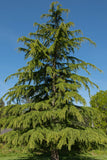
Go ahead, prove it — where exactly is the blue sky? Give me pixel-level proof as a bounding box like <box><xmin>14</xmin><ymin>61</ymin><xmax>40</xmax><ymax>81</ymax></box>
<box><xmin>0</xmin><ymin>0</ymin><xmax>107</xmax><ymax>106</ymax></box>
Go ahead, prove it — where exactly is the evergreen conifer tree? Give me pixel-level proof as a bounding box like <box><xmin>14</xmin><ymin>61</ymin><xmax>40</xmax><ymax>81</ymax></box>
<box><xmin>0</xmin><ymin>98</ymin><xmax>5</xmax><ymax>133</ymax></box>
<box><xmin>0</xmin><ymin>98</ymin><xmax>5</xmax><ymax>108</ymax></box>
<box><xmin>0</xmin><ymin>2</ymin><xmax>107</xmax><ymax>160</ymax></box>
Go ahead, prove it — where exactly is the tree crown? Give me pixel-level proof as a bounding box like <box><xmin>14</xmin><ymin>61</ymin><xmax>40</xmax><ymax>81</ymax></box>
<box><xmin>0</xmin><ymin>2</ymin><xmax>106</xmax><ymax>156</ymax></box>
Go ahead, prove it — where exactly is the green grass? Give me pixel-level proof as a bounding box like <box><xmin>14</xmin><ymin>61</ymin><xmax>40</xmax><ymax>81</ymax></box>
<box><xmin>0</xmin><ymin>144</ymin><xmax>107</xmax><ymax>160</ymax></box>
<box><xmin>0</xmin><ymin>151</ymin><xmax>107</xmax><ymax>160</ymax></box>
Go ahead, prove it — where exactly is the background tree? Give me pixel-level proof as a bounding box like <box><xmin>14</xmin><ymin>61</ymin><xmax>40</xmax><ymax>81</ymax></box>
<box><xmin>90</xmin><ymin>90</ymin><xmax>107</xmax><ymax>134</ymax></box>
<box><xmin>0</xmin><ymin>2</ymin><xmax>107</xmax><ymax>160</ymax></box>
<box><xmin>90</xmin><ymin>90</ymin><xmax>107</xmax><ymax>111</ymax></box>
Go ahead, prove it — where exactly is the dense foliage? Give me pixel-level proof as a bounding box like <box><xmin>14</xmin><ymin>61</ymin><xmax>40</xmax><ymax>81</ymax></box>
<box><xmin>90</xmin><ymin>90</ymin><xmax>107</xmax><ymax>134</ymax></box>
<box><xmin>0</xmin><ymin>2</ymin><xmax>107</xmax><ymax>160</ymax></box>
<box><xmin>0</xmin><ymin>99</ymin><xmax>5</xmax><ymax>133</ymax></box>
<box><xmin>90</xmin><ymin>90</ymin><xmax>107</xmax><ymax>111</ymax></box>
<box><xmin>0</xmin><ymin>99</ymin><xmax>5</xmax><ymax>108</ymax></box>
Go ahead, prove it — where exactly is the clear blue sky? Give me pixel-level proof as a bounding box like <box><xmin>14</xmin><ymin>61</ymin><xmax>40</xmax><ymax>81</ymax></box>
<box><xmin>0</xmin><ymin>0</ymin><xmax>107</xmax><ymax>106</ymax></box>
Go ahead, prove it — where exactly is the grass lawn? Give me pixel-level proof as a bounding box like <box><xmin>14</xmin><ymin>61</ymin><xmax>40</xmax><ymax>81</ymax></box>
<box><xmin>0</xmin><ymin>144</ymin><xmax>107</xmax><ymax>160</ymax></box>
<box><xmin>0</xmin><ymin>150</ymin><xmax>107</xmax><ymax>160</ymax></box>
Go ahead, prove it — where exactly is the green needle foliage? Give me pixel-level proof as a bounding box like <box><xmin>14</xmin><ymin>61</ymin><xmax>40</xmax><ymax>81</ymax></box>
<box><xmin>0</xmin><ymin>1</ymin><xmax>107</xmax><ymax>160</ymax></box>
<box><xmin>0</xmin><ymin>99</ymin><xmax>5</xmax><ymax>108</ymax></box>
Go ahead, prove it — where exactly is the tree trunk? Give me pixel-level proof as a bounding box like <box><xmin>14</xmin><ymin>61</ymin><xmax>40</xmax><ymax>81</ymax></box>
<box><xmin>51</xmin><ymin>150</ymin><xmax>59</xmax><ymax>160</ymax></box>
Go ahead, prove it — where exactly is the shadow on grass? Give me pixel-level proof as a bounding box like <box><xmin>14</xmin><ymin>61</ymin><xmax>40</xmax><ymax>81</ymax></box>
<box><xmin>10</xmin><ymin>153</ymin><xmax>98</xmax><ymax>160</ymax></box>
<box><xmin>60</xmin><ymin>154</ymin><xmax>97</xmax><ymax>160</ymax></box>
<box><xmin>8</xmin><ymin>154</ymin><xmax>50</xmax><ymax>160</ymax></box>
